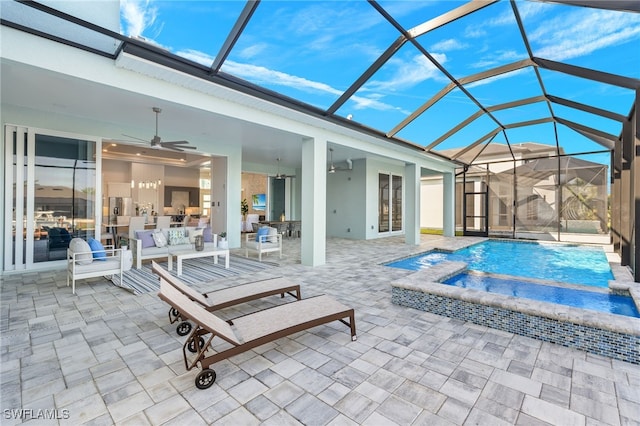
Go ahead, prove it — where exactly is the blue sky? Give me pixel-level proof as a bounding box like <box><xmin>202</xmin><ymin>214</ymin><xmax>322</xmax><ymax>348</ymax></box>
<box><xmin>120</xmin><ymin>1</ymin><xmax>640</xmax><ymax>165</ymax></box>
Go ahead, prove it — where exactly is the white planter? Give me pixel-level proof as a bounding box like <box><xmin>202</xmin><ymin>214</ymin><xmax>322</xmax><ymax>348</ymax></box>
<box><xmin>218</xmin><ymin>239</ymin><xmax>228</xmax><ymax>250</ymax></box>
<box><xmin>121</xmin><ymin>249</ymin><xmax>133</xmax><ymax>272</ymax></box>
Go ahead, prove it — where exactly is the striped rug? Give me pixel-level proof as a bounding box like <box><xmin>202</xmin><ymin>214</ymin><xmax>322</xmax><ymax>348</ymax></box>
<box><xmin>109</xmin><ymin>255</ymin><xmax>275</xmax><ymax>295</ymax></box>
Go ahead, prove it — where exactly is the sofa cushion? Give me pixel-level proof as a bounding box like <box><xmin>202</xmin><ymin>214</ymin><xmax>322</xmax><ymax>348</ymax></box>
<box><xmin>88</xmin><ymin>238</ymin><xmax>106</xmax><ymax>261</ymax></box>
<box><xmin>69</xmin><ymin>238</ymin><xmax>93</xmax><ymax>265</ymax></box>
<box><xmin>152</xmin><ymin>230</ymin><xmax>167</xmax><ymax>248</ymax></box>
<box><xmin>141</xmin><ymin>245</ymin><xmax>169</xmax><ymax>256</ymax></box>
<box><xmin>136</xmin><ymin>230</ymin><xmax>155</xmax><ymax>248</ymax></box>
<box><xmin>74</xmin><ymin>258</ymin><xmax>121</xmax><ymax>274</ymax></box>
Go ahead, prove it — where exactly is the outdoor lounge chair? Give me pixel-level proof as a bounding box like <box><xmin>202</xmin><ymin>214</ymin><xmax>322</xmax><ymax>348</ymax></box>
<box><xmin>151</xmin><ymin>262</ymin><xmax>301</xmax><ymax>335</ymax></box>
<box><xmin>157</xmin><ymin>279</ymin><xmax>357</xmax><ymax>389</ymax></box>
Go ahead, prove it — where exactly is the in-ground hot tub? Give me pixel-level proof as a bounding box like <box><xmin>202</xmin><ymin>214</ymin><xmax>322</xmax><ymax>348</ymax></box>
<box><xmin>390</xmin><ymin>261</ymin><xmax>640</xmax><ymax>364</ymax></box>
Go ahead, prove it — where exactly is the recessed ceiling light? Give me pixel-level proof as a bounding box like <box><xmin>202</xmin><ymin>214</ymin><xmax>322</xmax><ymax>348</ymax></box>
<box><xmin>136</xmin><ymin>153</ymin><xmax>141</xmax><ymax>156</ymax></box>
<box><xmin>111</xmin><ymin>143</ymin><xmax>117</xmax><ymax>147</ymax></box>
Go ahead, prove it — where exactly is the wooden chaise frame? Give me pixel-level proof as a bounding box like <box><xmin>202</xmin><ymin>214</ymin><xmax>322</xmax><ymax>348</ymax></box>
<box><xmin>152</xmin><ymin>261</ymin><xmax>301</xmax><ymax>335</ymax></box>
<box><xmin>158</xmin><ymin>279</ymin><xmax>357</xmax><ymax>389</ymax></box>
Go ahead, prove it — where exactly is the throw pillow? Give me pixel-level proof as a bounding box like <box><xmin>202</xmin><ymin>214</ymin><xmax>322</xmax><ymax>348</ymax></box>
<box><xmin>88</xmin><ymin>238</ymin><xmax>106</xmax><ymax>261</ymax></box>
<box><xmin>256</xmin><ymin>226</ymin><xmax>270</xmax><ymax>242</ymax></box>
<box><xmin>69</xmin><ymin>238</ymin><xmax>93</xmax><ymax>265</ymax></box>
<box><xmin>202</xmin><ymin>226</ymin><xmax>213</xmax><ymax>243</ymax></box>
<box><xmin>167</xmin><ymin>228</ymin><xmax>189</xmax><ymax>245</ymax></box>
<box><xmin>189</xmin><ymin>228</ymin><xmax>204</xmax><ymax>243</ymax></box>
<box><xmin>152</xmin><ymin>230</ymin><xmax>167</xmax><ymax>248</ymax></box>
<box><xmin>136</xmin><ymin>230</ymin><xmax>155</xmax><ymax>248</ymax></box>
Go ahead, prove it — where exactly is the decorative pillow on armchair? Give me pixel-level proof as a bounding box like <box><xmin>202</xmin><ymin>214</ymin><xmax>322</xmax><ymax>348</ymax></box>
<box><xmin>88</xmin><ymin>238</ymin><xmax>107</xmax><ymax>261</ymax></box>
<box><xmin>256</xmin><ymin>226</ymin><xmax>270</xmax><ymax>242</ymax></box>
<box><xmin>69</xmin><ymin>238</ymin><xmax>93</xmax><ymax>265</ymax></box>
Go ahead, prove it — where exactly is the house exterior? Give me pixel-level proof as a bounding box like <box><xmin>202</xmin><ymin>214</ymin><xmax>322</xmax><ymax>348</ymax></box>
<box><xmin>0</xmin><ymin>2</ymin><xmax>457</xmax><ymax>273</ymax></box>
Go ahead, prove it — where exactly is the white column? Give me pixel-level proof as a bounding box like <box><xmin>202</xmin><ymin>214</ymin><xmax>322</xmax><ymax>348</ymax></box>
<box><xmin>443</xmin><ymin>171</ymin><xmax>455</xmax><ymax>237</ymax></box>
<box><xmin>301</xmin><ymin>137</ymin><xmax>326</xmax><ymax>266</ymax></box>
<box><xmin>404</xmin><ymin>163</ymin><xmax>420</xmax><ymax>245</ymax></box>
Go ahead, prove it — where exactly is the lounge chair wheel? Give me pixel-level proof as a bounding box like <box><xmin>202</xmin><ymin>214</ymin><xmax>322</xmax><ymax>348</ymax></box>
<box><xmin>171</xmin><ymin>308</ymin><xmax>180</xmax><ymax>317</ymax></box>
<box><xmin>195</xmin><ymin>369</ymin><xmax>216</xmax><ymax>389</ymax></box>
<box><xmin>176</xmin><ymin>321</ymin><xmax>192</xmax><ymax>336</ymax></box>
<box><xmin>188</xmin><ymin>336</ymin><xmax>206</xmax><ymax>353</ymax></box>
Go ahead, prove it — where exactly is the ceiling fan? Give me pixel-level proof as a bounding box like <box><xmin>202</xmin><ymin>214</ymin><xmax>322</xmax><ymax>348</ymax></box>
<box><xmin>270</xmin><ymin>158</ymin><xmax>296</xmax><ymax>179</ymax></box>
<box><xmin>122</xmin><ymin>107</ymin><xmax>197</xmax><ymax>152</ymax></box>
<box><xmin>328</xmin><ymin>148</ymin><xmax>352</xmax><ymax>173</ymax></box>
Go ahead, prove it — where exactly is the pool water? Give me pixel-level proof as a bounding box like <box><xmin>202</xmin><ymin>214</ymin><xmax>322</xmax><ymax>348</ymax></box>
<box><xmin>442</xmin><ymin>273</ymin><xmax>640</xmax><ymax>318</ymax></box>
<box><xmin>385</xmin><ymin>240</ymin><xmax>614</xmax><ymax>287</ymax></box>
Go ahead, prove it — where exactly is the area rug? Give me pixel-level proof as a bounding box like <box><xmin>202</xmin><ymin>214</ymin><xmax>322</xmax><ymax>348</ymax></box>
<box><xmin>109</xmin><ymin>255</ymin><xmax>275</xmax><ymax>295</ymax></box>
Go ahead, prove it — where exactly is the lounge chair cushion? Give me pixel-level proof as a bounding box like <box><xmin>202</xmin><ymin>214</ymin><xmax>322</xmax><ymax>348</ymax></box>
<box><xmin>136</xmin><ymin>230</ymin><xmax>156</xmax><ymax>248</ymax></box>
<box><xmin>88</xmin><ymin>238</ymin><xmax>106</xmax><ymax>261</ymax></box>
<box><xmin>69</xmin><ymin>238</ymin><xmax>93</xmax><ymax>265</ymax></box>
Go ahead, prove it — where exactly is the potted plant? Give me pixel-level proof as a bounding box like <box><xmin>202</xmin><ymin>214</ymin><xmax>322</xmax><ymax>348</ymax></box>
<box><xmin>218</xmin><ymin>231</ymin><xmax>228</xmax><ymax>249</ymax></box>
<box><xmin>241</xmin><ymin>199</ymin><xmax>249</xmax><ymax>220</ymax></box>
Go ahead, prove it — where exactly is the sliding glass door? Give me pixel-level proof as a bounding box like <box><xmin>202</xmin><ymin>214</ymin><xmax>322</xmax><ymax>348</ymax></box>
<box><xmin>378</xmin><ymin>172</ymin><xmax>403</xmax><ymax>234</ymax></box>
<box><xmin>4</xmin><ymin>126</ymin><xmax>98</xmax><ymax>270</ymax></box>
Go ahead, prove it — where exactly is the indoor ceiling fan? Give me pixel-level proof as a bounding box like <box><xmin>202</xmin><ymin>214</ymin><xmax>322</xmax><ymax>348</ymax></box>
<box><xmin>270</xmin><ymin>158</ymin><xmax>296</xmax><ymax>179</ymax></box>
<box><xmin>122</xmin><ymin>107</ymin><xmax>197</xmax><ymax>152</ymax></box>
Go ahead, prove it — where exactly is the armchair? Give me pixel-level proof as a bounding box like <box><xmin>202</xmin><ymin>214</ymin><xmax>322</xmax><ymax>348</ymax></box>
<box><xmin>244</xmin><ymin>226</ymin><xmax>282</xmax><ymax>262</ymax></box>
<box><xmin>67</xmin><ymin>237</ymin><xmax>126</xmax><ymax>294</ymax></box>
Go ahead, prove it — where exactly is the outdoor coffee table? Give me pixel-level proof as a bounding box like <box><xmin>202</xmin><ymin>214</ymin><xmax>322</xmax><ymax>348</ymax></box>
<box><xmin>168</xmin><ymin>247</ymin><xmax>230</xmax><ymax>276</ymax></box>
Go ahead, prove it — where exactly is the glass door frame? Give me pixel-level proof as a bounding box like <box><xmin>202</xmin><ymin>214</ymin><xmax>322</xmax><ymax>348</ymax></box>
<box><xmin>3</xmin><ymin>124</ymin><xmax>102</xmax><ymax>271</ymax></box>
<box><xmin>378</xmin><ymin>171</ymin><xmax>403</xmax><ymax>235</ymax></box>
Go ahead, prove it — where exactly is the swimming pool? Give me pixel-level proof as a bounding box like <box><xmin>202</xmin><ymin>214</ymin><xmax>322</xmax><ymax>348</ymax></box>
<box><xmin>442</xmin><ymin>272</ymin><xmax>639</xmax><ymax>318</ymax></box>
<box><xmin>385</xmin><ymin>240</ymin><xmax>613</xmax><ymax>287</ymax></box>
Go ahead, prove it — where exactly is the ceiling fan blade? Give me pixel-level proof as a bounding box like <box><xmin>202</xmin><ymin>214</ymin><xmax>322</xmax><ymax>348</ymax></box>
<box><xmin>161</xmin><ymin>145</ymin><xmax>185</xmax><ymax>152</ymax></box>
<box><xmin>162</xmin><ymin>140</ymin><xmax>190</xmax><ymax>145</ymax></box>
<box><xmin>161</xmin><ymin>141</ymin><xmax>197</xmax><ymax>150</ymax></box>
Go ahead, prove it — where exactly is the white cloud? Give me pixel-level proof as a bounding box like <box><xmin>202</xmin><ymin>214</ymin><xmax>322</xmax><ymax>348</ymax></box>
<box><xmin>237</xmin><ymin>43</ymin><xmax>269</xmax><ymax>60</ymax></box>
<box><xmin>365</xmin><ymin>53</ymin><xmax>447</xmax><ymax>93</ymax></box>
<box><xmin>529</xmin><ymin>9</ymin><xmax>640</xmax><ymax>61</ymax></box>
<box><xmin>430</xmin><ymin>39</ymin><xmax>468</xmax><ymax>52</ymax></box>
<box><xmin>222</xmin><ymin>61</ymin><xmax>343</xmax><ymax>97</ymax></box>
<box><xmin>120</xmin><ymin>0</ymin><xmax>157</xmax><ymax>38</ymax></box>
<box><xmin>175</xmin><ymin>49</ymin><xmax>214</xmax><ymax>67</ymax></box>
<box><xmin>471</xmin><ymin>50</ymin><xmax>527</xmax><ymax>68</ymax></box>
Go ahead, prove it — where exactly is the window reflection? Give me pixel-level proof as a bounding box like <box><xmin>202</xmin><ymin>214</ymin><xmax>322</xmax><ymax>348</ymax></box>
<box><xmin>28</xmin><ymin>134</ymin><xmax>96</xmax><ymax>262</ymax></box>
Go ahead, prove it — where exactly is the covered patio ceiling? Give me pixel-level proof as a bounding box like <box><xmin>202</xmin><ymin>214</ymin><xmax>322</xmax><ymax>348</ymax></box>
<box><xmin>1</xmin><ymin>0</ymin><xmax>639</xmax><ymax>168</ymax></box>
